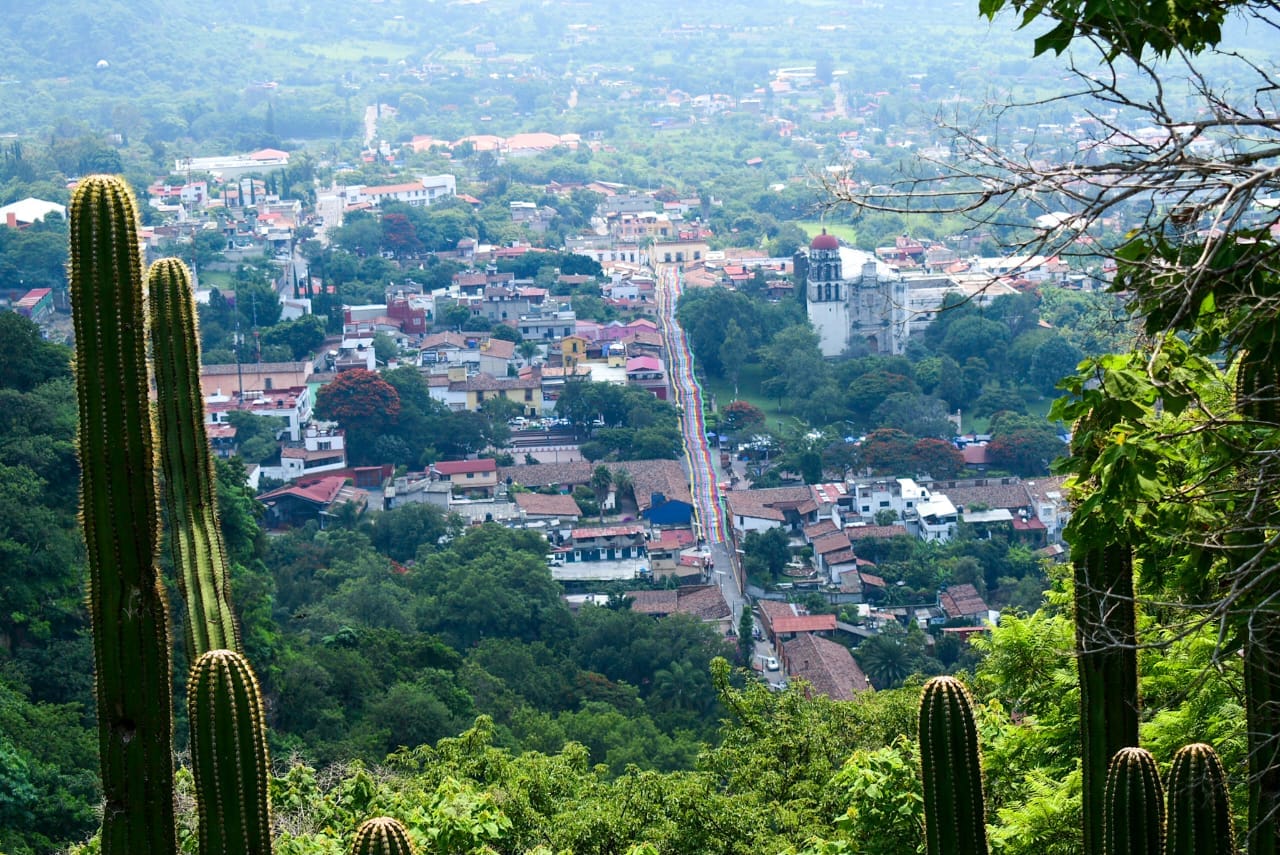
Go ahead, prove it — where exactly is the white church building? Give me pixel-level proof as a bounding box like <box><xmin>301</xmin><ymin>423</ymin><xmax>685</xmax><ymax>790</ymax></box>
<box><xmin>805</xmin><ymin>231</ymin><xmax>910</xmax><ymax>357</ymax></box>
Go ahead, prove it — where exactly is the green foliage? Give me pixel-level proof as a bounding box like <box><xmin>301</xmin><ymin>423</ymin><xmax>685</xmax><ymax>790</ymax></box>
<box><xmin>826</xmin><ymin>737</ymin><xmax>925</xmax><ymax>854</ymax></box>
<box><xmin>980</xmin><ymin>0</ymin><xmax>1244</xmax><ymax>59</ymax></box>
<box><xmin>0</xmin><ymin>312</ymin><xmax>70</xmax><ymax>392</ymax></box>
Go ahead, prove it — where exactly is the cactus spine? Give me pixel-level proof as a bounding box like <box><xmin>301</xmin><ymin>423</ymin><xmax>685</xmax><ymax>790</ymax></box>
<box><xmin>1104</xmin><ymin>746</ymin><xmax>1164</xmax><ymax>855</ymax></box>
<box><xmin>148</xmin><ymin>258</ymin><xmax>241</xmax><ymax>657</ymax></box>
<box><xmin>1075</xmin><ymin>542</ymin><xmax>1140</xmax><ymax>854</ymax></box>
<box><xmin>918</xmin><ymin>676</ymin><xmax>988</xmax><ymax>855</ymax></box>
<box><xmin>189</xmin><ymin>649</ymin><xmax>273</xmax><ymax>855</ymax></box>
<box><xmin>1164</xmin><ymin>742</ymin><xmax>1236</xmax><ymax>855</ymax></box>
<box><xmin>70</xmin><ymin>175</ymin><xmax>177</xmax><ymax>855</ymax></box>
<box><xmin>351</xmin><ymin>817</ymin><xmax>417</xmax><ymax>855</ymax></box>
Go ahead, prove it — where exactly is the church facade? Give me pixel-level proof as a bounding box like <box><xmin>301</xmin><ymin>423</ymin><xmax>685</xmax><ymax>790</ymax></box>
<box><xmin>805</xmin><ymin>231</ymin><xmax>910</xmax><ymax>357</ymax></box>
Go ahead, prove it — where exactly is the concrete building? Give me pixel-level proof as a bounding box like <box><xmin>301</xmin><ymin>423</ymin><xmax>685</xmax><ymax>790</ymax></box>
<box><xmin>805</xmin><ymin>231</ymin><xmax>909</xmax><ymax>357</ymax></box>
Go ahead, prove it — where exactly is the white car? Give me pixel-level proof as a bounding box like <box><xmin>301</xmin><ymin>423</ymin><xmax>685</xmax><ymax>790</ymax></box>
<box><xmin>764</xmin><ymin>656</ymin><xmax>780</xmax><ymax>672</ymax></box>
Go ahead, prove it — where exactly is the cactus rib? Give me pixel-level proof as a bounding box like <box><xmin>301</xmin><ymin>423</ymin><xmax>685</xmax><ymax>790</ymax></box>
<box><xmin>189</xmin><ymin>649</ymin><xmax>273</xmax><ymax>855</ymax></box>
<box><xmin>919</xmin><ymin>676</ymin><xmax>988</xmax><ymax>855</ymax></box>
<box><xmin>1104</xmin><ymin>746</ymin><xmax>1164</xmax><ymax>855</ymax></box>
<box><xmin>70</xmin><ymin>174</ymin><xmax>177</xmax><ymax>855</ymax></box>
<box><xmin>148</xmin><ymin>258</ymin><xmax>241</xmax><ymax>656</ymax></box>
<box><xmin>351</xmin><ymin>816</ymin><xmax>417</xmax><ymax>855</ymax></box>
<box><xmin>1165</xmin><ymin>742</ymin><xmax>1236</xmax><ymax>855</ymax></box>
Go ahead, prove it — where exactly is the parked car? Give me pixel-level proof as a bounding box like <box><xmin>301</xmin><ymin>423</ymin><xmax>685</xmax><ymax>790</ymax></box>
<box><xmin>764</xmin><ymin>656</ymin><xmax>780</xmax><ymax>672</ymax></box>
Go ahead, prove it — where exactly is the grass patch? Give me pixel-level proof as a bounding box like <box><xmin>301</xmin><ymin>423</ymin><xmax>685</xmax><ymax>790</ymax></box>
<box><xmin>797</xmin><ymin>219</ymin><xmax>858</xmax><ymax>245</ymax></box>
<box><xmin>699</xmin><ymin>363</ymin><xmax>806</xmax><ymax>434</ymax></box>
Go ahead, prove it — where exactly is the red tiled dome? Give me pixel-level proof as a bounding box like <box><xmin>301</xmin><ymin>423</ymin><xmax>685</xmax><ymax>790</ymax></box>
<box><xmin>810</xmin><ymin>230</ymin><xmax>839</xmax><ymax>250</ymax></box>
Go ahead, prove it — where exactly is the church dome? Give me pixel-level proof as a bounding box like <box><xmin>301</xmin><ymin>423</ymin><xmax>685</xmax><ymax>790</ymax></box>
<box><xmin>810</xmin><ymin>230</ymin><xmax>839</xmax><ymax>251</ymax></box>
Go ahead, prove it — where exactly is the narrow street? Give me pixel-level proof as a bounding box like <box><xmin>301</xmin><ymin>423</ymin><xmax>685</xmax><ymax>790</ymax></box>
<box><xmin>654</xmin><ymin>266</ymin><xmax>746</xmax><ymax>622</ymax></box>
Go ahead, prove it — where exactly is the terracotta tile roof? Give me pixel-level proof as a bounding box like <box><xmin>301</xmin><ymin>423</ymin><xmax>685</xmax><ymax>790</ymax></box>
<box><xmin>650</xmin><ymin>528</ymin><xmax>696</xmax><ymax>550</ymax></box>
<box><xmin>498</xmin><ymin>461</ymin><xmax>595</xmax><ymax>489</ymax></box>
<box><xmin>432</xmin><ymin>458</ymin><xmax>498</xmax><ymax>476</ymax></box>
<box><xmin>758</xmin><ymin>599</ymin><xmax>837</xmax><ymax>634</ymax></box>
<box><xmin>725</xmin><ymin>486</ymin><xmax>815</xmax><ymax>524</ymax></box>
<box><xmin>257</xmin><ymin>475</ymin><xmax>345</xmax><ymax>505</ymax></box>
<box><xmin>812</xmin><ymin>532</ymin><xmax>853</xmax><ymax>556</ymax></box>
<box><xmin>625</xmin><ymin>585</ymin><xmax>729</xmax><ymax>621</ymax></box>
<box><xmin>623</xmin><ymin>459</ymin><xmax>693</xmax><ymax>511</ymax></box>
<box><xmin>454</xmin><ymin>372</ymin><xmax>539</xmax><ymax>391</ymax></box>
<box><xmin>804</xmin><ymin>520</ymin><xmax>838</xmax><ymax>540</ymax></box>
<box><xmin>675</xmin><ymin>585</ymin><xmax>731</xmax><ymax>621</ymax></box>
<box><xmin>1024</xmin><ymin>475</ymin><xmax>1070</xmax><ymax>504</ymax></box>
<box><xmin>628</xmin><ymin>590</ymin><xmax>679</xmax><ymax>615</ymax></box>
<box><xmin>939</xmin><ymin>583</ymin><xmax>990</xmax><ymax>619</ymax></box>
<box><xmin>784</xmin><ymin>634</ymin><xmax>871</xmax><ymax>699</ymax></box>
<box><xmin>824</xmin><ymin>549</ymin><xmax>857</xmax><ymax>566</ymax></box>
<box><xmin>513</xmin><ymin>492</ymin><xmax>582</xmax><ymax>517</ymax></box>
<box><xmin>942</xmin><ymin>483</ymin><xmax>1033</xmax><ymax>512</ymax></box>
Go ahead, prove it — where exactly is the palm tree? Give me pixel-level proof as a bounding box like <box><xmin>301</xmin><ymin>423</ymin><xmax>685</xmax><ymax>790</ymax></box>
<box><xmin>591</xmin><ymin>465</ymin><xmax>613</xmax><ymax>523</ymax></box>
<box><xmin>855</xmin><ymin>633</ymin><xmax>912</xmax><ymax>690</ymax></box>
<box><xmin>611</xmin><ymin>467</ymin><xmax>633</xmax><ymax>512</ymax></box>
<box><xmin>518</xmin><ymin>339</ymin><xmax>539</xmax><ymax>366</ymax></box>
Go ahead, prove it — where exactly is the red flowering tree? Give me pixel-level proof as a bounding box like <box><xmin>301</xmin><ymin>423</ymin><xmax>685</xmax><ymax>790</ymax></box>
<box><xmin>314</xmin><ymin>368</ymin><xmax>401</xmax><ymax>463</ymax></box>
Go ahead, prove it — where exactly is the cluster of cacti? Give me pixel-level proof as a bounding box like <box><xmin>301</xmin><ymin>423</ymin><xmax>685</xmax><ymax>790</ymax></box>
<box><xmin>70</xmin><ymin>175</ymin><xmax>179</xmax><ymax>855</ymax></box>
<box><xmin>351</xmin><ymin>817</ymin><xmax>417</xmax><ymax>855</ymax></box>
<box><xmin>1067</xmin><ymin>405</ymin><xmax>1141</xmax><ymax>854</ymax></box>
<box><xmin>70</xmin><ymin>175</ymin><xmax>271</xmax><ymax>855</ymax></box>
<box><xmin>72</xmin><ymin>175</ymin><xmax>419</xmax><ymax>855</ymax></box>
<box><xmin>918</xmin><ymin>676</ymin><xmax>988</xmax><ymax>855</ymax></box>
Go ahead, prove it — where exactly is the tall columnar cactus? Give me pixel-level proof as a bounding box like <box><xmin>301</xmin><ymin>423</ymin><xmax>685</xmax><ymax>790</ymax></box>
<box><xmin>70</xmin><ymin>174</ymin><xmax>177</xmax><ymax>855</ymax></box>
<box><xmin>1164</xmin><ymin>742</ymin><xmax>1236</xmax><ymax>855</ymax></box>
<box><xmin>189</xmin><ymin>649</ymin><xmax>273</xmax><ymax>855</ymax></box>
<box><xmin>1236</xmin><ymin>350</ymin><xmax>1280</xmax><ymax>855</ymax></box>
<box><xmin>148</xmin><ymin>258</ymin><xmax>241</xmax><ymax>657</ymax></box>
<box><xmin>1104</xmin><ymin>746</ymin><xmax>1165</xmax><ymax>855</ymax></box>
<box><xmin>1075</xmin><ymin>541</ymin><xmax>1140</xmax><ymax>854</ymax></box>
<box><xmin>351</xmin><ymin>817</ymin><xmax>417</xmax><ymax>855</ymax></box>
<box><xmin>918</xmin><ymin>676</ymin><xmax>988</xmax><ymax>855</ymax></box>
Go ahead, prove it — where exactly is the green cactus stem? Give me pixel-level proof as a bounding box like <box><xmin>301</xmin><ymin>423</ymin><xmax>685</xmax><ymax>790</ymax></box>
<box><xmin>70</xmin><ymin>174</ymin><xmax>176</xmax><ymax>855</ymax></box>
<box><xmin>918</xmin><ymin>676</ymin><xmax>989</xmax><ymax>855</ymax></box>
<box><xmin>1104</xmin><ymin>746</ymin><xmax>1165</xmax><ymax>855</ymax></box>
<box><xmin>188</xmin><ymin>649</ymin><xmax>273</xmax><ymax>855</ymax></box>
<box><xmin>351</xmin><ymin>816</ymin><xmax>416</xmax><ymax>855</ymax></box>
<box><xmin>1236</xmin><ymin>350</ymin><xmax>1280</xmax><ymax>855</ymax></box>
<box><xmin>1165</xmin><ymin>742</ymin><xmax>1236</xmax><ymax>855</ymax></box>
<box><xmin>148</xmin><ymin>258</ymin><xmax>241</xmax><ymax>657</ymax></box>
<box><xmin>1075</xmin><ymin>542</ymin><xmax>1140</xmax><ymax>855</ymax></box>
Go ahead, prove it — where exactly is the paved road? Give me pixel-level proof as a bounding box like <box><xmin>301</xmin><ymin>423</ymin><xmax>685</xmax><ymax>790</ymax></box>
<box><xmin>655</xmin><ymin>266</ymin><xmax>747</xmax><ymax>620</ymax></box>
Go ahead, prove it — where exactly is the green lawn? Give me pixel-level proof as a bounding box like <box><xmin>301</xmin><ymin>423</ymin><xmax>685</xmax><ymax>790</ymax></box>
<box><xmin>797</xmin><ymin>219</ymin><xmax>858</xmax><ymax>245</ymax></box>
<box><xmin>699</xmin><ymin>363</ymin><xmax>803</xmax><ymax>435</ymax></box>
